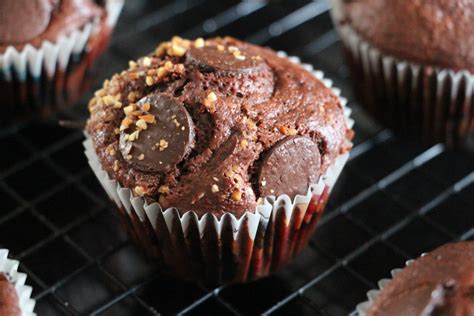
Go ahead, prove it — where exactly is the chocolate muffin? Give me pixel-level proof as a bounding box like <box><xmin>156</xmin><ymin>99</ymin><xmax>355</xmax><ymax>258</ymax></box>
<box><xmin>330</xmin><ymin>0</ymin><xmax>474</xmax><ymax>145</ymax></box>
<box><xmin>0</xmin><ymin>273</ymin><xmax>20</xmax><ymax>316</ymax></box>
<box><xmin>361</xmin><ymin>242</ymin><xmax>474</xmax><ymax>316</ymax></box>
<box><xmin>85</xmin><ymin>36</ymin><xmax>353</xmax><ymax>284</ymax></box>
<box><xmin>0</xmin><ymin>0</ymin><xmax>123</xmax><ymax>118</ymax></box>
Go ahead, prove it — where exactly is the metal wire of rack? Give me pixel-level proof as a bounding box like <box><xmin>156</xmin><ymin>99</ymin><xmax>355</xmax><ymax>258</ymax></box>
<box><xmin>0</xmin><ymin>0</ymin><xmax>472</xmax><ymax>315</ymax></box>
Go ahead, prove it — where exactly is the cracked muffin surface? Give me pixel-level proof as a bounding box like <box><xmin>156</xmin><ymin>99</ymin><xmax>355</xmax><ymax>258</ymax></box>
<box><xmin>86</xmin><ymin>36</ymin><xmax>353</xmax><ymax>217</ymax></box>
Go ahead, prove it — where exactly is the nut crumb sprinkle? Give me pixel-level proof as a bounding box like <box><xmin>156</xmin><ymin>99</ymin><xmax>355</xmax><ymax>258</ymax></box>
<box><xmin>138</xmin><ymin>154</ymin><xmax>145</xmax><ymax>160</ymax></box>
<box><xmin>134</xmin><ymin>186</ymin><xmax>146</xmax><ymax>196</ymax></box>
<box><xmin>159</xmin><ymin>139</ymin><xmax>169</xmax><ymax>151</ymax></box>
<box><xmin>231</xmin><ymin>189</ymin><xmax>242</xmax><ymax>201</ymax></box>
<box><xmin>211</xmin><ymin>184</ymin><xmax>219</xmax><ymax>193</ymax></box>
<box><xmin>158</xmin><ymin>185</ymin><xmax>170</xmax><ymax>194</ymax></box>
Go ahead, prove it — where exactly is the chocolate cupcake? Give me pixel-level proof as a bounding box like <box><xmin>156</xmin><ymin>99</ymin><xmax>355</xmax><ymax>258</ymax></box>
<box><xmin>0</xmin><ymin>0</ymin><xmax>124</xmax><ymax>118</ymax></box>
<box><xmin>357</xmin><ymin>241</ymin><xmax>474</xmax><ymax>315</ymax></box>
<box><xmin>330</xmin><ymin>0</ymin><xmax>474</xmax><ymax>146</ymax></box>
<box><xmin>0</xmin><ymin>249</ymin><xmax>36</xmax><ymax>315</ymax></box>
<box><xmin>84</xmin><ymin>36</ymin><xmax>354</xmax><ymax>285</ymax></box>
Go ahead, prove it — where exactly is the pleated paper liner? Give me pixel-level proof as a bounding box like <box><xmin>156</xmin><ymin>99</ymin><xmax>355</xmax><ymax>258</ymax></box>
<box><xmin>83</xmin><ymin>55</ymin><xmax>354</xmax><ymax>286</ymax></box>
<box><xmin>330</xmin><ymin>0</ymin><xmax>473</xmax><ymax>146</ymax></box>
<box><xmin>0</xmin><ymin>249</ymin><xmax>36</xmax><ymax>316</ymax></box>
<box><xmin>0</xmin><ymin>0</ymin><xmax>124</xmax><ymax>120</ymax></box>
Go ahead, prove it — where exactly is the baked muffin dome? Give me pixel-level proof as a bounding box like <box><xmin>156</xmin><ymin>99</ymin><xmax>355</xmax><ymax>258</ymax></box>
<box><xmin>341</xmin><ymin>0</ymin><xmax>474</xmax><ymax>71</ymax></box>
<box><xmin>86</xmin><ymin>36</ymin><xmax>353</xmax><ymax>217</ymax></box>
<box><xmin>366</xmin><ymin>241</ymin><xmax>474</xmax><ymax>316</ymax></box>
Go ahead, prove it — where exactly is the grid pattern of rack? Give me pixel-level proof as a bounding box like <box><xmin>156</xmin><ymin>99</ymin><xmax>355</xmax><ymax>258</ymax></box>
<box><xmin>0</xmin><ymin>0</ymin><xmax>473</xmax><ymax>315</ymax></box>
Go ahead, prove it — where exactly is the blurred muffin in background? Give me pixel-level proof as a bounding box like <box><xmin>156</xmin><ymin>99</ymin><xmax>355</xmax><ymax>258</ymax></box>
<box><xmin>330</xmin><ymin>0</ymin><xmax>474</xmax><ymax>146</ymax></box>
<box><xmin>356</xmin><ymin>241</ymin><xmax>474</xmax><ymax>315</ymax></box>
<box><xmin>0</xmin><ymin>0</ymin><xmax>124</xmax><ymax>120</ymax></box>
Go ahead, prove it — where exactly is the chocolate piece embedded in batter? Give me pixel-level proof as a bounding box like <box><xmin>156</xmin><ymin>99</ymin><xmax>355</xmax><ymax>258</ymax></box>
<box><xmin>187</xmin><ymin>44</ymin><xmax>265</xmax><ymax>74</ymax></box>
<box><xmin>119</xmin><ymin>94</ymin><xmax>195</xmax><ymax>173</ymax></box>
<box><xmin>258</xmin><ymin>136</ymin><xmax>321</xmax><ymax>197</ymax></box>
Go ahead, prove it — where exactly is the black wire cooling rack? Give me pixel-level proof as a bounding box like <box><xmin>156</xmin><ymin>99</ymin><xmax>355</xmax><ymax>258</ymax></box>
<box><xmin>0</xmin><ymin>0</ymin><xmax>473</xmax><ymax>315</ymax></box>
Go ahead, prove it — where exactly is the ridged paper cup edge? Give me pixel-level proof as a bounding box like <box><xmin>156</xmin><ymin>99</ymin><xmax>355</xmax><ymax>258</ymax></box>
<box><xmin>0</xmin><ymin>249</ymin><xmax>36</xmax><ymax>316</ymax></box>
<box><xmin>83</xmin><ymin>51</ymin><xmax>353</xmax><ymax>242</ymax></box>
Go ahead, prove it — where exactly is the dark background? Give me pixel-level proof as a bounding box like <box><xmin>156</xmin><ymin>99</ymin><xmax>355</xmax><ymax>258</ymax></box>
<box><xmin>0</xmin><ymin>0</ymin><xmax>473</xmax><ymax>315</ymax></box>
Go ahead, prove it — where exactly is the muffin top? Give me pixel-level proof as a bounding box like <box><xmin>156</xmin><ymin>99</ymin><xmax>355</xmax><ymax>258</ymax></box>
<box><xmin>0</xmin><ymin>0</ymin><xmax>103</xmax><ymax>51</ymax></box>
<box><xmin>86</xmin><ymin>36</ymin><xmax>353</xmax><ymax>218</ymax></box>
<box><xmin>367</xmin><ymin>241</ymin><xmax>474</xmax><ymax>316</ymax></box>
<box><xmin>0</xmin><ymin>273</ymin><xmax>20</xmax><ymax>316</ymax></box>
<box><xmin>339</xmin><ymin>0</ymin><xmax>474</xmax><ymax>72</ymax></box>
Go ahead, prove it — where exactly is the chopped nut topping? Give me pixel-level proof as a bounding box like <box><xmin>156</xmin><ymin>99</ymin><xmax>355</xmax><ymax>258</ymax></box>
<box><xmin>128</xmin><ymin>130</ymin><xmax>140</xmax><ymax>141</ymax></box>
<box><xmin>203</xmin><ymin>92</ymin><xmax>217</xmax><ymax>112</ymax></box>
<box><xmin>233</xmin><ymin>51</ymin><xmax>246</xmax><ymax>60</ymax></box>
<box><xmin>217</xmin><ymin>44</ymin><xmax>225</xmax><ymax>51</ymax></box>
<box><xmin>145</xmin><ymin>76</ymin><xmax>154</xmax><ymax>86</ymax></box>
<box><xmin>123</xmin><ymin>104</ymin><xmax>136</xmax><ymax>115</ymax></box>
<box><xmin>212</xmin><ymin>177</ymin><xmax>219</xmax><ymax>182</ymax></box>
<box><xmin>128</xmin><ymin>60</ymin><xmax>137</xmax><ymax>69</ymax></box>
<box><xmin>228</xmin><ymin>46</ymin><xmax>239</xmax><ymax>52</ymax></box>
<box><xmin>95</xmin><ymin>89</ymin><xmax>106</xmax><ymax>97</ymax></box>
<box><xmin>240</xmin><ymin>139</ymin><xmax>248</xmax><ymax>148</ymax></box>
<box><xmin>134</xmin><ymin>186</ymin><xmax>146</xmax><ymax>196</ymax></box>
<box><xmin>139</xmin><ymin>114</ymin><xmax>156</xmax><ymax>124</ymax></box>
<box><xmin>211</xmin><ymin>184</ymin><xmax>219</xmax><ymax>193</ymax></box>
<box><xmin>197</xmin><ymin>192</ymin><xmax>205</xmax><ymax>199</ymax></box>
<box><xmin>142</xmin><ymin>103</ymin><xmax>151</xmax><ymax>112</ymax></box>
<box><xmin>171</xmin><ymin>44</ymin><xmax>187</xmax><ymax>57</ymax></box>
<box><xmin>136</xmin><ymin>119</ymin><xmax>148</xmax><ymax>130</ymax></box>
<box><xmin>245</xmin><ymin>119</ymin><xmax>257</xmax><ymax>130</ymax></box>
<box><xmin>120</xmin><ymin>117</ymin><xmax>133</xmax><ymax>131</ymax></box>
<box><xmin>113</xmin><ymin>101</ymin><xmax>123</xmax><ymax>109</ymax></box>
<box><xmin>157</xmin><ymin>67</ymin><xmax>168</xmax><ymax>78</ymax></box>
<box><xmin>142</xmin><ymin>57</ymin><xmax>152</xmax><ymax>67</ymax></box>
<box><xmin>114</xmin><ymin>128</ymin><xmax>120</xmax><ymax>135</ymax></box>
<box><xmin>261</xmin><ymin>180</ymin><xmax>266</xmax><ymax>187</ymax></box>
<box><xmin>270</xmin><ymin>189</ymin><xmax>275</xmax><ymax>194</ymax></box>
<box><xmin>159</xmin><ymin>139</ymin><xmax>169</xmax><ymax>151</ymax></box>
<box><xmin>158</xmin><ymin>185</ymin><xmax>170</xmax><ymax>194</ymax></box>
<box><xmin>147</xmin><ymin>69</ymin><xmax>157</xmax><ymax>76</ymax></box>
<box><xmin>113</xmin><ymin>160</ymin><xmax>119</xmax><ymax>171</ymax></box>
<box><xmin>164</xmin><ymin>61</ymin><xmax>174</xmax><ymax>71</ymax></box>
<box><xmin>126</xmin><ymin>154</ymin><xmax>133</xmax><ymax>160</ymax></box>
<box><xmin>128</xmin><ymin>92</ymin><xmax>137</xmax><ymax>102</ymax></box>
<box><xmin>194</xmin><ymin>37</ymin><xmax>205</xmax><ymax>48</ymax></box>
<box><xmin>103</xmin><ymin>95</ymin><xmax>117</xmax><ymax>106</ymax></box>
<box><xmin>319</xmin><ymin>105</ymin><xmax>325</xmax><ymax>113</ymax></box>
<box><xmin>287</xmin><ymin>127</ymin><xmax>297</xmax><ymax>136</ymax></box>
<box><xmin>138</xmin><ymin>154</ymin><xmax>145</xmax><ymax>160</ymax></box>
<box><xmin>231</xmin><ymin>189</ymin><xmax>242</xmax><ymax>201</ymax></box>
<box><xmin>172</xmin><ymin>118</ymin><xmax>180</xmax><ymax>127</ymax></box>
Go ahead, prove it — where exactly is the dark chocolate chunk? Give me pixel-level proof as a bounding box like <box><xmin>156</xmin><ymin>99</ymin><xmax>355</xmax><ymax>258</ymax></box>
<box><xmin>258</xmin><ymin>136</ymin><xmax>321</xmax><ymax>197</ymax></box>
<box><xmin>187</xmin><ymin>45</ymin><xmax>265</xmax><ymax>74</ymax></box>
<box><xmin>119</xmin><ymin>94</ymin><xmax>195</xmax><ymax>173</ymax></box>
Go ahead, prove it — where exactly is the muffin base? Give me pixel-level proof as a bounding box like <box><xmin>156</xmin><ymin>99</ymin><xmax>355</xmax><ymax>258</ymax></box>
<box><xmin>330</xmin><ymin>1</ymin><xmax>474</xmax><ymax>146</ymax></box>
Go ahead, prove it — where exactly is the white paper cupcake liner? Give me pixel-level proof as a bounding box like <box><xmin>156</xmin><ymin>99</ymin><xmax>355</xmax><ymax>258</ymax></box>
<box><xmin>330</xmin><ymin>0</ymin><xmax>474</xmax><ymax>145</ymax></box>
<box><xmin>0</xmin><ymin>249</ymin><xmax>36</xmax><ymax>316</ymax></box>
<box><xmin>356</xmin><ymin>254</ymin><xmax>427</xmax><ymax>316</ymax></box>
<box><xmin>83</xmin><ymin>55</ymin><xmax>354</xmax><ymax>285</ymax></box>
